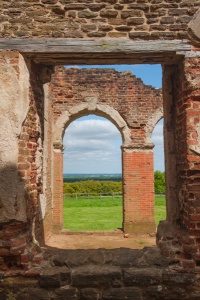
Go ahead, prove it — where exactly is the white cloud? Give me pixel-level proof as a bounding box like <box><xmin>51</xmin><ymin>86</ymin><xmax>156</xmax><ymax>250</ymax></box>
<box><xmin>63</xmin><ymin>116</ymin><xmax>165</xmax><ymax>174</ymax></box>
<box><xmin>63</xmin><ymin>118</ymin><xmax>122</xmax><ymax>174</ymax></box>
<box><xmin>151</xmin><ymin>121</ymin><xmax>164</xmax><ymax>145</ymax></box>
<box><xmin>152</xmin><ymin>119</ymin><xmax>165</xmax><ymax>171</ymax></box>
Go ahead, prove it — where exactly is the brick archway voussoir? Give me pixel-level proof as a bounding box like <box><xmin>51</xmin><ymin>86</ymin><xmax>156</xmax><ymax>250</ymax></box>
<box><xmin>53</xmin><ymin>103</ymin><xmax>131</xmax><ymax>148</ymax></box>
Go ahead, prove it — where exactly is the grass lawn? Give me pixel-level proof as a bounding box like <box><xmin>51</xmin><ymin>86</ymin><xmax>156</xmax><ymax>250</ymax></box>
<box><xmin>63</xmin><ymin>195</ymin><xmax>166</xmax><ymax>231</ymax></box>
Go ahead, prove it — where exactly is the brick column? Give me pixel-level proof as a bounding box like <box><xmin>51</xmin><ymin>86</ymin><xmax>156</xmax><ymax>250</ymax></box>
<box><xmin>52</xmin><ymin>146</ymin><xmax>64</xmax><ymax>233</ymax></box>
<box><xmin>158</xmin><ymin>55</ymin><xmax>200</xmax><ymax>267</ymax></box>
<box><xmin>122</xmin><ymin>144</ymin><xmax>156</xmax><ymax>234</ymax></box>
<box><xmin>177</xmin><ymin>56</ymin><xmax>200</xmax><ymax>264</ymax></box>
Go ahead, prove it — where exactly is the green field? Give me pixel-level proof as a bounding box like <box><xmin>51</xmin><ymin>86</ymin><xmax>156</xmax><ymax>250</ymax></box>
<box><xmin>63</xmin><ymin>195</ymin><xmax>166</xmax><ymax>231</ymax></box>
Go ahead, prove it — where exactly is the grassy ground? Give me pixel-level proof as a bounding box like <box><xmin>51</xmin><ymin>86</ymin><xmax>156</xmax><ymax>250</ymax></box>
<box><xmin>63</xmin><ymin>195</ymin><xmax>166</xmax><ymax>231</ymax></box>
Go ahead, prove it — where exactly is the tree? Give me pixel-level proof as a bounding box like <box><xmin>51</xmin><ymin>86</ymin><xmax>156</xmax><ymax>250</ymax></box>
<box><xmin>154</xmin><ymin>171</ymin><xmax>165</xmax><ymax>194</ymax></box>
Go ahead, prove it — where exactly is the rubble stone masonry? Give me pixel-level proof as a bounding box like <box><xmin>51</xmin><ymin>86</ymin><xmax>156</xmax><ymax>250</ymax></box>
<box><xmin>0</xmin><ymin>0</ymin><xmax>199</xmax><ymax>40</ymax></box>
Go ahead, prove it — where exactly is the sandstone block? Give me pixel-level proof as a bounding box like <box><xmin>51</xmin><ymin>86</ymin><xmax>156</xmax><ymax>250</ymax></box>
<box><xmin>114</xmin><ymin>4</ymin><xmax>124</xmax><ymax>10</ymax></box>
<box><xmin>127</xmin><ymin>17</ymin><xmax>145</xmax><ymax>25</ymax></box>
<box><xmin>115</xmin><ymin>25</ymin><xmax>132</xmax><ymax>31</ymax></box>
<box><xmin>88</xmin><ymin>4</ymin><xmax>106</xmax><ymax>11</ymax></box>
<box><xmin>87</xmin><ymin>31</ymin><xmax>107</xmax><ymax>37</ymax></box>
<box><xmin>78</xmin><ymin>10</ymin><xmax>98</xmax><ymax>18</ymax></box>
<box><xmin>160</xmin><ymin>17</ymin><xmax>175</xmax><ymax>24</ymax></box>
<box><xmin>121</xmin><ymin>10</ymin><xmax>143</xmax><ymax>18</ymax></box>
<box><xmin>100</xmin><ymin>10</ymin><xmax>118</xmax><ymax>18</ymax></box>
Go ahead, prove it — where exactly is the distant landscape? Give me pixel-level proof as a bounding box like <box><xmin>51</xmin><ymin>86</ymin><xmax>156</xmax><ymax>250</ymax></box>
<box><xmin>63</xmin><ymin>172</ymin><xmax>166</xmax><ymax>230</ymax></box>
<box><xmin>63</xmin><ymin>173</ymin><xmax>122</xmax><ymax>182</ymax></box>
<box><xmin>63</xmin><ymin>171</ymin><xmax>165</xmax><ymax>194</ymax></box>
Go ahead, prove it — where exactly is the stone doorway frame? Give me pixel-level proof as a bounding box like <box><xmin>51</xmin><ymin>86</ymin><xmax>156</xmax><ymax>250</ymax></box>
<box><xmin>1</xmin><ymin>37</ymin><xmax>199</xmax><ymax>263</ymax></box>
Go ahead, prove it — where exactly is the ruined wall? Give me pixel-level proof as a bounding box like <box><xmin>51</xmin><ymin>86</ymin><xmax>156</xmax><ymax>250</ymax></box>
<box><xmin>0</xmin><ymin>52</ymin><xmax>54</xmax><ymax>273</ymax></box>
<box><xmin>52</xmin><ymin>67</ymin><xmax>163</xmax><ymax>145</ymax></box>
<box><xmin>0</xmin><ymin>52</ymin><xmax>29</xmax><ymax>224</ymax></box>
<box><xmin>157</xmin><ymin>56</ymin><xmax>200</xmax><ymax>269</ymax></box>
<box><xmin>50</xmin><ymin>67</ymin><xmax>163</xmax><ymax>234</ymax></box>
<box><xmin>0</xmin><ymin>0</ymin><xmax>199</xmax><ymax>40</ymax></box>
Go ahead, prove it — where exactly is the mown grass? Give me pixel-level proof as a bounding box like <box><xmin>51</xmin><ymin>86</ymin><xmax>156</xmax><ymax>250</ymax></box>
<box><xmin>63</xmin><ymin>195</ymin><xmax>166</xmax><ymax>231</ymax></box>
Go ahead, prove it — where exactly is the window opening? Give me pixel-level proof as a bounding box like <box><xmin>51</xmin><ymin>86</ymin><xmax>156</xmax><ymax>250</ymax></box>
<box><xmin>63</xmin><ymin>115</ymin><xmax>123</xmax><ymax>232</ymax></box>
<box><xmin>151</xmin><ymin>118</ymin><xmax>166</xmax><ymax>227</ymax></box>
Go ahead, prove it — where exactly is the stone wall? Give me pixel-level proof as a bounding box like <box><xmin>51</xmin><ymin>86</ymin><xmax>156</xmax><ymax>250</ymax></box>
<box><xmin>0</xmin><ymin>0</ymin><xmax>199</xmax><ymax>40</ymax></box>
<box><xmin>1</xmin><ymin>247</ymin><xmax>200</xmax><ymax>300</ymax></box>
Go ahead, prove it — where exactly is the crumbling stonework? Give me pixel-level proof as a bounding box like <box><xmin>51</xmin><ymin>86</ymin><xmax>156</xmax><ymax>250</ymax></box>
<box><xmin>51</xmin><ymin>67</ymin><xmax>163</xmax><ymax>234</ymax></box>
<box><xmin>0</xmin><ymin>1</ymin><xmax>200</xmax><ymax>299</ymax></box>
<box><xmin>1</xmin><ymin>247</ymin><xmax>200</xmax><ymax>300</ymax></box>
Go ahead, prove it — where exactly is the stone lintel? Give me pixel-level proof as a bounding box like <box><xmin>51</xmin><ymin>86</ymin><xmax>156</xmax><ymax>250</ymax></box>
<box><xmin>122</xmin><ymin>143</ymin><xmax>155</xmax><ymax>152</ymax></box>
<box><xmin>53</xmin><ymin>142</ymin><xmax>64</xmax><ymax>152</ymax></box>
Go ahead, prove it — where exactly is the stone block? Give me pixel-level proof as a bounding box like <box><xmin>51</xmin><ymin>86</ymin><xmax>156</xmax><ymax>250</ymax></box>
<box><xmin>80</xmin><ymin>288</ymin><xmax>100</xmax><ymax>300</ymax></box>
<box><xmin>102</xmin><ymin>287</ymin><xmax>142</xmax><ymax>300</ymax></box>
<box><xmin>39</xmin><ymin>266</ymin><xmax>71</xmax><ymax>288</ymax></box>
<box><xmin>100</xmin><ymin>10</ymin><xmax>118</xmax><ymax>18</ymax></box>
<box><xmin>127</xmin><ymin>17</ymin><xmax>145</xmax><ymax>25</ymax></box>
<box><xmin>71</xmin><ymin>265</ymin><xmax>122</xmax><ymax>287</ymax></box>
<box><xmin>78</xmin><ymin>11</ymin><xmax>98</xmax><ymax>18</ymax></box>
<box><xmin>55</xmin><ymin>285</ymin><xmax>78</xmax><ymax>300</ymax></box>
<box><xmin>162</xmin><ymin>269</ymin><xmax>195</xmax><ymax>284</ymax></box>
<box><xmin>124</xmin><ymin>267</ymin><xmax>162</xmax><ymax>286</ymax></box>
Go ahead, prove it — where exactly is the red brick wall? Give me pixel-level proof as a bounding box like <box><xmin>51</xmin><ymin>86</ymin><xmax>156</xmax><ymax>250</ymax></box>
<box><xmin>176</xmin><ymin>57</ymin><xmax>200</xmax><ymax>265</ymax></box>
<box><xmin>157</xmin><ymin>56</ymin><xmax>200</xmax><ymax>268</ymax></box>
<box><xmin>52</xmin><ymin>67</ymin><xmax>163</xmax><ymax>146</ymax></box>
<box><xmin>122</xmin><ymin>149</ymin><xmax>155</xmax><ymax>233</ymax></box>
<box><xmin>50</xmin><ymin>67</ymin><xmax>162</xmax><ymax>234</ymax></box>
<box><xmin>52</xmin><ymin>151</ymin><xmax>63</xmax><ymax>232</ymax></box>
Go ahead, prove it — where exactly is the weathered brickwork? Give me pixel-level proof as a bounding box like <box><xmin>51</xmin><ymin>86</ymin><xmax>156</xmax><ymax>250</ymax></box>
<box><xmin>0</xmin><ymin>0</ymin><xmax>199</xmax><ymax>40</ymax></box>
<box><xmin>157</xmin><ymin>56</ymin><xmax>200</xmax><ymax>269</ymax></box>
<box><xmin>0</xmin><ymin>54</ymin><xmax>48</xmax><ymax>274</ymax></box>
<box><xmin>50</xmin><ymin>66</ymin><xmax>163</xmax><ymax>233</ymax></box>
<box><xmin>52</xmin><ymin>67</ymin><xmax>162</xmax><ymax>145</ymax></box>
<box><xmin>0</xmin><ymin>1</ymin><xmax>200</xmax><ymax>298</ymax></box>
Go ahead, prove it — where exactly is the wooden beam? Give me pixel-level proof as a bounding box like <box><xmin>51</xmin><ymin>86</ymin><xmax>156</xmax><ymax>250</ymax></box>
<box><xmin>0</xmin><ymin>38</ymin><xmax>191</xmax><ymax>53</ymax></box>
<box><xmin>0</xmin><ymin>38</ymin><xmax>191</xmax><ymax>64</ymax></box>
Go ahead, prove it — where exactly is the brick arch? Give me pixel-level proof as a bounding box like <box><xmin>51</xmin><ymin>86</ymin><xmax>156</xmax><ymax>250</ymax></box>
<box><xmin>53</xmin><ymin>103</ymin><xmax>131</xmax><ymax>150</ymax></box>
<box><xmin>145</xmin><ymin>107</ymin><xmax>164</xmax><ymax>144</ymax></box>
<box><xmin>51</xmin><ymin>67</ymin><xmax>161</xmax><ymax>234</ymax></box>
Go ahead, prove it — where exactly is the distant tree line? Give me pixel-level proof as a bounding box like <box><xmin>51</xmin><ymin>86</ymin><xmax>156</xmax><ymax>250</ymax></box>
<box><xmin>63</xmin><ymin>180</ymin><xmax>121</xmax><ymax>195</ymax></box>
<box><xmin>63</xmin><ymin>171</ymin><xmax>165</xmax><ymax>195</ymax></box>
<box><xmin>63</xmin><ymin>175</ymin><xmax>122</xmax><ymax>183</ymax></box>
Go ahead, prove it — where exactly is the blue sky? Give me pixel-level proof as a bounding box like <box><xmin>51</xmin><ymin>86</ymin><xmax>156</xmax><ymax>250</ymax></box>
<box><xmin>63</xmin><ymin>64</ymin><xmax>164</xmax><ymax>174</ymax></box>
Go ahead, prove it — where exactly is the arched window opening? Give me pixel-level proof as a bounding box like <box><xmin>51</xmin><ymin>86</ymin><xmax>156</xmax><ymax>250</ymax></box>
<box><xmin>151</xmin><ymin>118</ymin><xmax>166</xmax><ymax>227</ymax></box>
<box><xmin>63</xmin><ymin>115</ymin><xmax>123</xmax><ymax>232</ymax></box>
